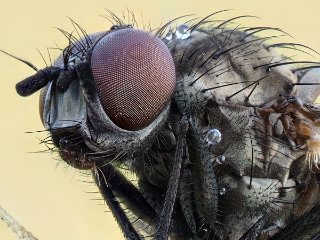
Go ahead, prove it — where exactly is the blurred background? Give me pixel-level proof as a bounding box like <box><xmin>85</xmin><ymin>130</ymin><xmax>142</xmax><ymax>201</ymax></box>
<box><xmin>0</xmin><ymin>0</ymin><xmax>319</xmax><ymax>239</ymax></box>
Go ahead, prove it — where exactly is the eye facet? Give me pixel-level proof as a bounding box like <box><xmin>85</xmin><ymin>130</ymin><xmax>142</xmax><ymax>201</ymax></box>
<box><xmin>90</xmin><ymin>28</ymin><xmax>176</xmax><ymax>131</ymax></box>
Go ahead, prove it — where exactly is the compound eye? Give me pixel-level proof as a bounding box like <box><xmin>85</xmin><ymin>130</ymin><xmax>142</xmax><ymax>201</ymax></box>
<box><xmin>90</xmin><ymin>28</ymin><xmax>176</xmax><ymax>131</ymax></box>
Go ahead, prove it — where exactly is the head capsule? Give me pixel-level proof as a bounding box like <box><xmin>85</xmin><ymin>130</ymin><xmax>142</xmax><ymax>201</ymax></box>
<box><xmin>16</xmin><ymin>25</ymin><xmax>176</xmax><ymax>169</ymax></box>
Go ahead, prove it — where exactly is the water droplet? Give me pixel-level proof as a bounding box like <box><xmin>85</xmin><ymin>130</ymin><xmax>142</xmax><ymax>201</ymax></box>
<box><xmin>176</xmin><ymin>24</ymin><xmax>191</xmax><ymax>40</ymax></box>
<box><xmin>206</xmin><ymin>129</ymin><xmax>222</xmax><ymax>145</ymax></box>
<box><xmin>219</xmin><ymin>187</ymin><xmax>226</xmax><ymax>195</ymax></box>
<box><xmin>216</xmin><ymin>155</ymin><xmax>225</xmax><ymax>164</ymax></box>
<box><xmin>165</xmin><ymin>30</ymin><xmax>173</xmax><ymax>41</ymax></box>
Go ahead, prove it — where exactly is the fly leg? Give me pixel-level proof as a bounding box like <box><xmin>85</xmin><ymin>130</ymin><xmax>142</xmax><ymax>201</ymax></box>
<box><xmin>239</xmin><ymin>216</ymin><xmax>266</xmax><ymax>240</ymax></box>
<box><xmin>154</xmin><ymin>114</ymin><xmax>189</xmax><ymax>240</ymax></box>
<box><xmin>94</xmin><ymin>164</ymin><xmax>158</xmax><ymax>240</ymax></box>
<box><xmin>270</xmin><ymin>201</ymin><xmax>320</xmax><ymax>240</ymax></box>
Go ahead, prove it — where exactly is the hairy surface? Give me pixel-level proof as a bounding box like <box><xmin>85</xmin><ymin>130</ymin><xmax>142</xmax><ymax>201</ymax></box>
<box><xmin>13</xmin><ymin>11</ymin><xmax>320</xmax><ymax>240</ymax></box>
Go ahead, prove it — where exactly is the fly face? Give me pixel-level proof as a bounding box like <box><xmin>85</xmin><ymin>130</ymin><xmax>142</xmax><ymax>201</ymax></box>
<box><xmin>9</xmin><ymin>11</ymin><xmax>320</xmax><ymax>240</ymax></box>
<box><xmin>21</xmin><ymin>25</ymin><xmax>176</xmax><ymax>169</ymax></box>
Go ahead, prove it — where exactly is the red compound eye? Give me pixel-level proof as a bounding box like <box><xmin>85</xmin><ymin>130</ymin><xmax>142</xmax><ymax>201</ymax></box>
<box><xmin>90</xmin><ymin>28</ymin><xmax>176</xmax><ymax>131</ymax></box>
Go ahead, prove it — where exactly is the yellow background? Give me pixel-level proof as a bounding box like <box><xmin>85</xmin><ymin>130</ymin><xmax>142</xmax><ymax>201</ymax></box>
<box><xmin>0</xmin><ymin>0</ymin><xmax>319</xmax><ymax>239</ymax></box>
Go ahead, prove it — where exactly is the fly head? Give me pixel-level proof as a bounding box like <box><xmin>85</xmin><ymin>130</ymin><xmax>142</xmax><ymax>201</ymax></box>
<box><xmin>16</xmin><ymin>25</ymin><xmax>176</xmax><ymax>169</ymax></box>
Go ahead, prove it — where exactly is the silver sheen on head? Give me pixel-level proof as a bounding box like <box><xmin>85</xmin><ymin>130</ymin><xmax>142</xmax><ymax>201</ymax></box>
<box><xmin>10</xmin><ymin>12</ymin><xmax>320</xmax><ymax>240</ymax></box>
